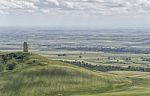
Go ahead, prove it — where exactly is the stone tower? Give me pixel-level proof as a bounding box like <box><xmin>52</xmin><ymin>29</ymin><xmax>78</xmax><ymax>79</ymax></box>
<box><xmin>23</xmin><ymin>42</ymin><xmax>28</xmax><ymax>52</ymax></box>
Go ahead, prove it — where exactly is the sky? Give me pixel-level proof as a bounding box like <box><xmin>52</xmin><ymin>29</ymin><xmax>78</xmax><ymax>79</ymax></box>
<box><xmin>0</xmin><ymin>0</ymin><xmax>150</xmax><ymax>29</ymax></box>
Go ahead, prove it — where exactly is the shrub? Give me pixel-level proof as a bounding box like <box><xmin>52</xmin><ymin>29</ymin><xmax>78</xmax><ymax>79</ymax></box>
<box><xmin>6</xmin><ymin>62</ymin><xmax>16</xmax><ymax>70</ymax></box>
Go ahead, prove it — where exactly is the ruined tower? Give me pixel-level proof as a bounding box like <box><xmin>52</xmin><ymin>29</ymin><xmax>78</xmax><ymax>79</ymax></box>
<box><xmin>23</xmin><ymin>42</ymin><xmax>28</xmax><ymax>52</ymax></box>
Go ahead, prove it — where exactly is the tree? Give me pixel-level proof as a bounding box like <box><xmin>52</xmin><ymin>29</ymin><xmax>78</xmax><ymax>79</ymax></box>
<box><xmin>6</xmin><ymin>62</ymin><xmax>16</xmax><ymax>70</ymax></box>
<box><xmin>1</xmin><ymin>55</ymin><xmax>8</xmax><ymax>64</ymax></box>
<box><xmin>79</xmin><ymin>56</ymin><xmax>82</xmax><ymax>58</ymax></box>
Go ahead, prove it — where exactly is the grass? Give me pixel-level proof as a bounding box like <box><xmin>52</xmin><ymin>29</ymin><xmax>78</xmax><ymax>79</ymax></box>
<box><xmin>43</xmin><ymin>51</ymin><xmax>150</xmax><ymax>68</ymax></box>
<box><xmin>1</xmin><ymin>52</ymin><xmax>150</xmax><ymax>96</ymax></box>
<box><xmin>0</xmin><ymin>52</ymin><xmax>131</xmax><ymax>96</ymax></box>
<box><xmin>72</xmin><ymin>71</ymin><xmax>150</xmax><ymax>96</ymax></box>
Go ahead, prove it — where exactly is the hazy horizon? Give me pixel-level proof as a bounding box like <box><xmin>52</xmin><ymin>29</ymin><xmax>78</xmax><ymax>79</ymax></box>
<box><xmin>1</xmin><ymin>0</ymin><xmax>150</xmax><ymax>29</ymax></box>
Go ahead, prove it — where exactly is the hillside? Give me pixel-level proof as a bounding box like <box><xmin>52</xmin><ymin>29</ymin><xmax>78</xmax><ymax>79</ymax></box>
<box><xmin>0</xmin><ymin>52</ymin><xmax>131</xmax><ymax>96</ymax></box>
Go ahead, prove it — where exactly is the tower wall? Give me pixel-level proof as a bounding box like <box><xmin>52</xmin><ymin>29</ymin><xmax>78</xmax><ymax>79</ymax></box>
<box><xmin>23</xmin><ymin>42</ymin><xmax>28</xmax><ymax>52</ymax></box>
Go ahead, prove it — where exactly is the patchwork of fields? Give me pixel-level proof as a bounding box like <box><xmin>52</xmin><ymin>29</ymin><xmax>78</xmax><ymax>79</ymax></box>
<box><xmin>0</xmin><ymin>28</ymin><xmax>150</xmax><ymax>96</ymax></box>
<box><xmin>0</xmin><ymin>28</ymin><xmax>150</xmax><ymax>53</ymax></box>
<box><xmin>40</xmin><ymin>51</ymin><xmax>150</xmax><ymax>71</ymax></box>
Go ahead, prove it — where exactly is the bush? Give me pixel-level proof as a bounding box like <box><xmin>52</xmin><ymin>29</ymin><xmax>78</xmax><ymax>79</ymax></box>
<box><xmin>6</xmin><ymin>62</ymin><xmax>16</xmax><ymax>70</ymax></box>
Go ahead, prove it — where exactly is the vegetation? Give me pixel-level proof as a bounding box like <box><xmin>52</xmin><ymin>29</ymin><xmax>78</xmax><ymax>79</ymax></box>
<box><xmin>46</xmin><ymin>51</ymin><xmax>150</xmax><ymax>70</ymax></box>
<box><xmin>0</xmin><ymin>52</ymin><xmax>149</xmax><ymax>96</ymax></box>
<box><xmin>62</xmin><ymin>60</ymin><xmax>150</xmax><ymax>72</ymax></box>
<box><xmin>0</xmin><ymin>52</ymin><xmax>131</xmax><ymax>96</ymax></box>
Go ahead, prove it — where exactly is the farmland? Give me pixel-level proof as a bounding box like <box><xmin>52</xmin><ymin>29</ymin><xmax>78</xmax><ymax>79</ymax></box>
<box><xmin>0</xmin><ymin>28</ymin><xmax>150</xmax><ymax>96</ymax></box>
<box><xmin>40</xmin><ymin>51</ymin><xmax>150</xmax><ymax>72</ymax></box>
<box><xmin>0</xmin><ymin>28</ymin><xmax>150</xmax><ymax>53</ymax></box>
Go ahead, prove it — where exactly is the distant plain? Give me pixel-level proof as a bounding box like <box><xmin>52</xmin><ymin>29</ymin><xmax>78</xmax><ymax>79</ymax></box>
<box><xmin>0</xmin><ymin>27</ymin><xmax>150</xmax><ymax>96</ymax></box>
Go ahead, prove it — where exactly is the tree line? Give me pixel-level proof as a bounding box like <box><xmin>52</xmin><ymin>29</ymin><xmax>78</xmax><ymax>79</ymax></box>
<box><xmin>61</xmin><ymin>60</ymin><xmax>150</xmax><ymax>72</ymax></box>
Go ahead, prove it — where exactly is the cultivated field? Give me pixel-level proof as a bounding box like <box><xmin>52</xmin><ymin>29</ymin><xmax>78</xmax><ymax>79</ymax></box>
<box><xmin>40</xmin><ymin>51</ymin><xmax>150</xmax><ymax>68</ymax></box>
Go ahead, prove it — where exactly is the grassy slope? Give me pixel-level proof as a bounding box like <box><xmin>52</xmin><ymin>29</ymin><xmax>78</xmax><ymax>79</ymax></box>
<box><xmin>0</xmin><ymin>52</ymin><xmax>131</xmax><ymax>96</ymax></box>
<box><xmin>74</xmin><ymin>72</ymin><xmax>150</xmax><ymax>96</ymax></box>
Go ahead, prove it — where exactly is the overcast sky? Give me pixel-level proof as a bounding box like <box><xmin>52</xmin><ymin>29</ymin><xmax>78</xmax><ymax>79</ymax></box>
<box><xmin>0</xmin><ymin>0</ymin><xmax>150</xmax><ymax>28</ymax></box>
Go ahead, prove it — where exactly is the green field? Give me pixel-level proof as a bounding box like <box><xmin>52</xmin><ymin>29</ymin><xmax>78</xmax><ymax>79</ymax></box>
<box><xmin>40</xmin><ymin>51</ymin><xmax>150</xmax><ymax>68</ymax></box>
<box><xmin>0</xmin><ymin>52</ymin><xmax>150</xmax><ymax>96</ymax></box>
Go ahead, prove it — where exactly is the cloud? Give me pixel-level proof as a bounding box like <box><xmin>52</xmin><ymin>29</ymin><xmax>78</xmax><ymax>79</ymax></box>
<box><xmin>0</xmin><ymin>10</ymin><xmax>9</xmax><ymax>15</ymax></box>
<box><xmin>47</xmin><ymin>0</ymin><xmax>59</xmax><ymax>6</ymax></box>
<box><xmin>0</xmin><ymin>0</ymin><xmax>150</xmax><ymax>15</ymax></box>
<box><xmin>0</xmin><ymin>0</ymin><xmax>38</xmax><ymax>9</ymax></box>
<box><xmin>40</xmin><ymin>9</ymin><xmax>50</xmax><ymax>13</ymax></box>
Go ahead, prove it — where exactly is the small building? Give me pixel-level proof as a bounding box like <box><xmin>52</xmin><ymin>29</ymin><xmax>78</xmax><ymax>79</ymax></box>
<box><xmin>23</xmin><ymin>42</ymin><xmax>28</xmax><ymax>52</ymax></box>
